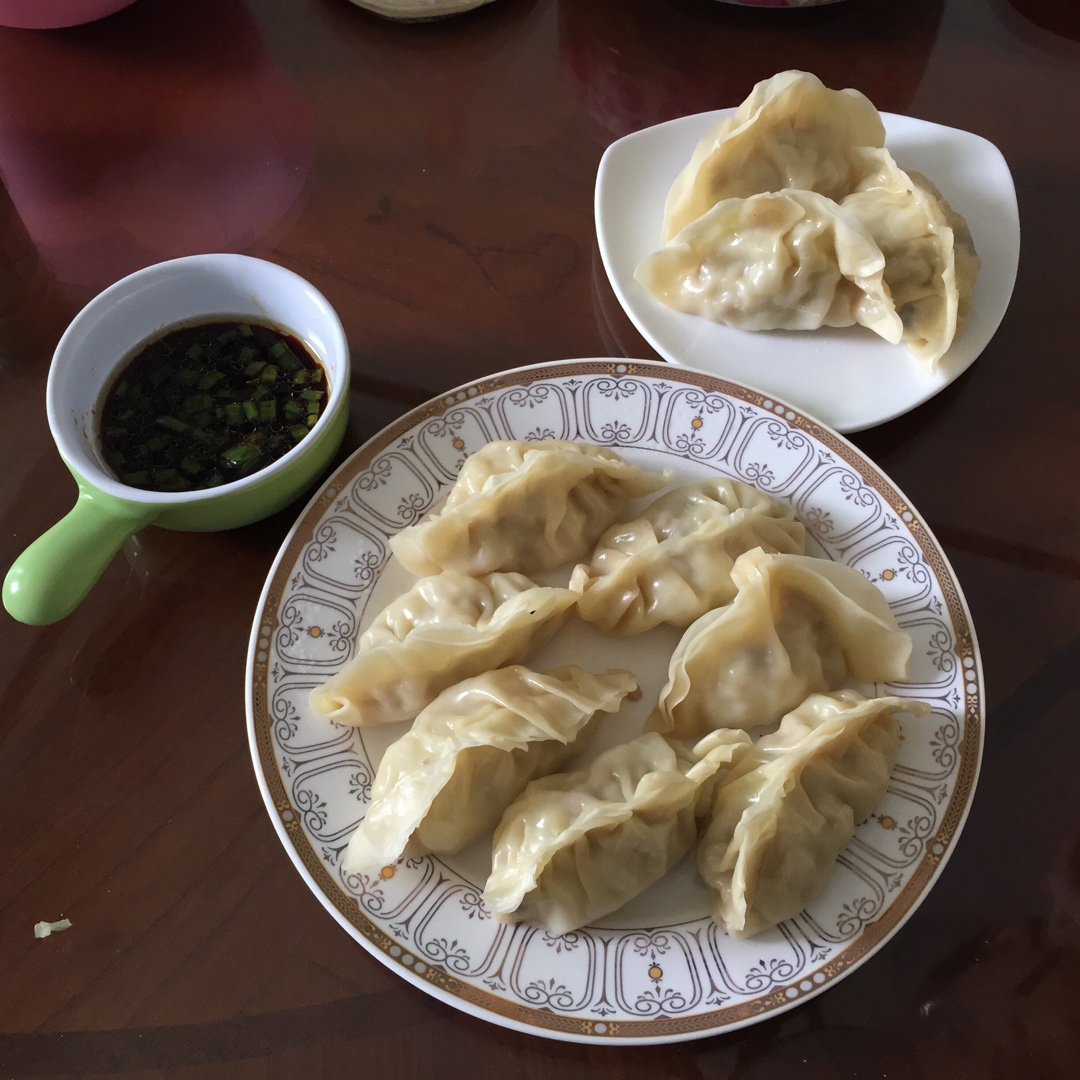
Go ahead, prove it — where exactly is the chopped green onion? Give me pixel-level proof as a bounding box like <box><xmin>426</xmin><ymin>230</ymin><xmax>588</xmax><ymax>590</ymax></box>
<box><xmin>270</xmin><ymin>341</ymin><xmax>301</xmax><ymax>372</ymax></box>
<box><xmin>182</xmin><ymin>394</ymin><xmax>215</xmax><ymax>415</ymax></box>
<box><xmin>197</xmin><ymin>370</ymin><xmax>225</xmax><ymax>390</ymax></box>
<box><xmin>221</xmin><ymin>442</ymin><xmax>262</xmax><ymax>471</ymax></box>
<box><xmin>187</xmin><ymin>427</ymin><xmax>216</xmax><ymax>447</ymax></box>
<box><xmin>101</xmin><ymin>319</ymin><xmax>326</xmax><ymax>492</ymax></box>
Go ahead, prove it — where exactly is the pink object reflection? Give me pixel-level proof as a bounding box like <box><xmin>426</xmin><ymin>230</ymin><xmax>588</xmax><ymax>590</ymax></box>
<box><xmin>0</xmin><ymin>0</ymin><xmax>313</xmax><ymax>287</ymax></box>
<box><xmin>0</xmin><ymin>0</ymin><xmax>136</xmax><ymax>30</ymax></box>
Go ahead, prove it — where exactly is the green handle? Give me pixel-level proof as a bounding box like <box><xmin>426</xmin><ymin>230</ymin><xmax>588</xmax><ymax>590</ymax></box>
<box><xmin>3</xmin><ymin>484</ymin><xmax>157</xmax><ymax>625</ymax></box>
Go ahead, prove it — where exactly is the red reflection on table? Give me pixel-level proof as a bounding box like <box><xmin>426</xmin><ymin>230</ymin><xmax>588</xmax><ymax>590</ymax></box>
<box><xmin>0</xmin><ymin>0</ymin><xmax>313</xmax><ymax>288</ymax></box>
<box><xmin>558</xmin><ymin>0</ymin><xmax>946</xmax><ymax>140</ymax></box>
<box><xmin>1007</xmin><ymin>0</ymin><xmax>1080</xmax><ymax>41</ymax></box>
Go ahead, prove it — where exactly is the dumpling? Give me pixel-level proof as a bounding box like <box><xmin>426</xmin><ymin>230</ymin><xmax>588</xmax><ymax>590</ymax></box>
<box><xmin>697</xmin><ymin>689</ymin><xmax>930</xmax><ymax>938</ymax></box>
<box><xmin>390</xmin><ymin>440</ymin><xmax>670</xmax><ymax>577</ymax></box>
<box><xmin>342</xmin><ymin>665</ymin><xmax>638</xmax><ymax>874</ymax></box>
<box><xmin>571</xmin><ymin>477</ymin><xmax>807</xmax><ymax>635</ymax></box>
<box><xmin>649</xmin><ymin>548</ymin><xmax>912</xmax><ymax>740</ymax></box>
<box><xmin>636</xmin><ymin>189</ymin><xmax>903</xmax><ymax>340</ymax></box>
<box><xmin>483</xmin><ymin>728</ymin><xmax>751</xmax><ymax>935</ymax></box>
<box><xmin>842</xmin><ymin>147</ymin><xmax>981</xmax><ymax>368</ymax></box>
<box><xmin>309</xmin><ymin>571</ymin><xmax>580</xmax><ymax>726</ymax></box>
<box><xmin>662</xmin><ymin>70</ymin><xmax>886</xmax><ymax>240</ymax></box>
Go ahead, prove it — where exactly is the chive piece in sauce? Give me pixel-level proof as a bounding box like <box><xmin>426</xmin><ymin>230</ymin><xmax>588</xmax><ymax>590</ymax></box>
<box><xmin>99</xmin><ymin>319</ymin><xmax>327</xmax><ymax>493</ymax></box>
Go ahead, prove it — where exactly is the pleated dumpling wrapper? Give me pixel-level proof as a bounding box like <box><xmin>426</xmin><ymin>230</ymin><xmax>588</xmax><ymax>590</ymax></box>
<box><xmin>635</xmin><ymin>189</ymin><xmax>904</xmax><ymax>342</ymax></box>
<box><xmin>483</xmin><ymin>729</ymin><xmax>751</xmax><ymax>935</ymax></box>
<box><xmin>342</xmin><ymin>665</ymin><xmax>638</xmax><ymax>875</ymax></box>
<box><xmin>310</xmin><ymin>571</ymin><xmax>581</xmax><ymax>727</ymax></box>
<box><xmin>649</xmin><ymin>548</ymin><xmax>912</xmax><ymax>740</ymax></box>
<box><xmin>662</xmin><ymin>70</ymin><xmax>886</xmax><ymax>241</ymax></box>
<box><xmin>572</xmin><ymin>477</ymin><xmax>805</xmax><ymax>636</ymax></box>
<box><xmin>842</xmin><ymin>147</ymin><xmax>980</xmax><ymax>370</ymax></box>
<box><xmin>389</xmin><ymin>440</ymin><xmax>670</xmax><ymax>577</ymax></box>
<box><xmin>698</xmin><ymin>689</ymin><xmax>930</xmax><ymax>938</ymax></box>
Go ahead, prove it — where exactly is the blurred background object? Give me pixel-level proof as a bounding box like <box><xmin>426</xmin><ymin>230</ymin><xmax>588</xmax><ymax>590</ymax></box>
<box><xmin>345</xmin><ymin>0</ymin><xmax>498</xmax><ymax>19</ymax></box>
<box><xmin>0</xmin><ymin>0</ymin><xmax>136</xmax><ymax>30</ymax></box>
<box><xmin>714</xmin><ymin>0</ymin><xmax>844</xmax><ymax>7</ymax></box>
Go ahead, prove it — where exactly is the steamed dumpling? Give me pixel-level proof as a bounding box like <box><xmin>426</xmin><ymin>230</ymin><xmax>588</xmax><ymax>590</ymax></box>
<box><xmin>649</xmin><ymin>548</ymin><xmax>912</xmax><ymax>740</ymax></box>
<box><xmin>390</xmin><ymin>440</ymin><xmax>670</xmax><ymax>577</ymax></box>
<box><xmin>662</xmin><ymin>70</ymin><xmax>886</xmax><ymax>241</ymax></box>
<box><xmin>483</xmin><ymin>729</ymin><xmax>751</xmax><ymax>935</ymax></box>
<box><xmin>572</xmin><ymin>478</ymin><xmax>806</xmax><ymax>635</ymax></box>
<box><xmin>697</xmin><ymin>689</ymin><xmax>929</xmax><ymax>938</ymax></box>
<box><xmin>636</xmin><ymin>189</ymin><xmax>903</xmax><ymax>340</ymax></box>
<box><xmin>342</xmin><ymin>665</ymin><xmax>638</xmax><ymax>874</ymax></box>
<box><xmin>309</xmin><ymin>571</ymin><xmax>580</xmax><ymax>726</ymax></box>
<box><xmin>842</xmin><ymin>147</ymin><xmax>981</xmax><ymax>369</ymax></box>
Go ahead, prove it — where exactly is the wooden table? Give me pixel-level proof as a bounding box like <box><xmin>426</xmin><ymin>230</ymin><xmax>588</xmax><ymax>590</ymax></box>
<box><xmin>2</xmin><ymin>0</ymin><xmax>1079</xmax><ymax>1074</ymax></box>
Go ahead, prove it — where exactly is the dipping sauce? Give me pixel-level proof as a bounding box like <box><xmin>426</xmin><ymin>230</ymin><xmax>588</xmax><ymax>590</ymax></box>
<box><xmin>99</xmin><ymin>319</ymin><xmax>327</xmax><ymax>492</ymax></box>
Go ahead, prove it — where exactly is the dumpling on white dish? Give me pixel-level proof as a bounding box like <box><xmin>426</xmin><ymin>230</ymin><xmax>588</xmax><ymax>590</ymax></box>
<box><xmin>697</xmin><ymin>689</ymin><xmax>930</xmax><ymax>938</ymax></box>
<box><xmin>649</xmin><ymin>548</ymin><xmax>912</xmax><ymax>741</ymax></box>
<box><xmin>483</xmin><ymin>728</ymin><xmax>751</xmax><ymax>935</ymax></box>
<box><xmin>309</xmin><ymin>571</ymin><xmax>581</xmax><ymax>727</ymax></box>
<box><xmin>842</xmin><ymin>147</ymin><xmax>981</xmax><ymax>370</ymax></box>
<box><xmin>636</xmin><ymin>189</ymin><xmax>903</xmax><ymax>341</ymax></box>
<box><xmin>389</xmin><ymin>440</ymin><xmax>670</xmax><ymax>578</ymax></box>
<box><xmin>662</xmin><ymin>70</ymin><xmax>886</xmax><ymax>241</ymax></box>
<box><xmin>342</xmin><ymin>665</ymin><xmax>638</xmax><ymax>875</ymax></box>
<box><xmin>572</xmin><ymin>477</ymin><xmax>806</xmax><ymax>636</ymax></box>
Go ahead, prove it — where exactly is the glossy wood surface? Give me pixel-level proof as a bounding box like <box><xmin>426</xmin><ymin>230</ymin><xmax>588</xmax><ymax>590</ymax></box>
<box><xmin>2</xmin><ymin>0</ymin><xmax>1079</xmax><ymax>1075</ymax></box>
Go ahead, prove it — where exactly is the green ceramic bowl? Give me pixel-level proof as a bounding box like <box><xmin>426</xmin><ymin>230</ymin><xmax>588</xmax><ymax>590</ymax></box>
<box><xmin>3</xmin><ymin>254</ymin><xmax>350</xmax><ymax>625</ymax></box>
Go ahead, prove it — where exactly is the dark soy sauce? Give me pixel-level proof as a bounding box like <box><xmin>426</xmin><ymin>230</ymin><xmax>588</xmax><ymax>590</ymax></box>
<box><xmin>100</xmin><ymin>319</ymin><xmax>327</xmax><ymax>492</ymax></box>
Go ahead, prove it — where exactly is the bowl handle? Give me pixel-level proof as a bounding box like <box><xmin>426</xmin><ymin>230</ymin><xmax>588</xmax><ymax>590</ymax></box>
<box><xmin>3</xmin><ymin>484</ymin><xmax>157</xmax><ymax>625</ymax></box>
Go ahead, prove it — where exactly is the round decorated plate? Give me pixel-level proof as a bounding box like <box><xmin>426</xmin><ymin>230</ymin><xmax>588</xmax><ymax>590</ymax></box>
<box><xmin>595</xmin><ymin>111</ymin><xmax>1020</xmax><ymax>433</ymax></box>
<box><xmin>246</xmin><ymin>359</ymin><xmax>983</xmax><ymax>1044</ymax></box>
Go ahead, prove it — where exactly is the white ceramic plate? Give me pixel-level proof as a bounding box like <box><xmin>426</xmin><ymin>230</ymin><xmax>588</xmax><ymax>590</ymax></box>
<box><xmin>246</xmin><ymin>359</ymin><xmax>983</xmax><ymax>1044</ymax></box>
<box><xmin>595</xmin><ymin>111</ymin><xmax>1020</xmax><ymax>433</ymax></box>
